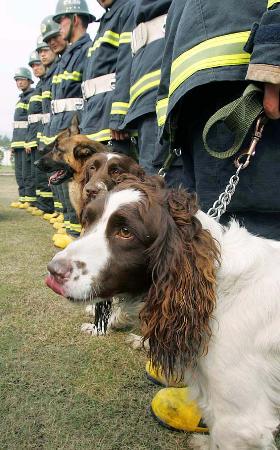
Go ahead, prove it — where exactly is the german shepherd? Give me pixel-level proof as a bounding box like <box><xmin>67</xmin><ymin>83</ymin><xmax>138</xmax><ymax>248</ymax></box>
<box><xmin>35</xmin><ymin>115</ymin><xmax>107</xmax><ymax>216</ymax></box>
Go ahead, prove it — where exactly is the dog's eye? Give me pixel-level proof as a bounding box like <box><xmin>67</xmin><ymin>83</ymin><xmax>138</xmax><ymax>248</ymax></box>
<box><xmin>116</xmin><ymin>227</ymin><xmax>133</xmax><ymax>239</ymax></box>
<box><xmin>111</xmin><ymin>168</ymin><xmax>120</xmax><ymax>175</ymax></box>
<box><xmin>89</xmin><ymin>165</ymin><xmax>96</xmax><ymax>171</ymax></box>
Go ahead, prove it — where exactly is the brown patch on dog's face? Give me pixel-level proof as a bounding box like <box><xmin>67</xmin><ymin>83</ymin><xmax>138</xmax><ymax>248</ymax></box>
<box><xmin>53</xmin><ymin>134</ymin><xmax>108</xmax><ymax>174</ymax></box>
<box><xmin>81</xmin><ymin>153</ymin><xmax>145</xmax><ymax>204</ymax></box>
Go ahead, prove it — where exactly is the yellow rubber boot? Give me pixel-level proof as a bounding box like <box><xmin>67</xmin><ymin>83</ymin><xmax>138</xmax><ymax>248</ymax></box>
<box><xmin>151</xmin><ymin>387</ymin><xmax>207</xmax><ymax>433</ymax></box>
<box><xmin>32</xmin><ymin>209</ymin><xmax>44</xmax><ymax>216</ymax></box>
<box><xmin>146</xmin><ymin>361</ymin><xmax>186</xmax><ymax>387</ymax></box>
<box><xmin>18</xmin><ymin>202</ymin><xmax>30</xmax><ymax>209</ymax></box>
<box><xmin>27</xmin><ymin>206</ymin><xmax>38</xmax><ymax>212</ymax></box>
<box><xmin>52</xmin><ymin>229</ymin><xmax>67</xmax><ymax>241</ymax></box>
<box><xmin>43</xmin><ymin>212</ymin><xmax>58</xmax><ymax>220</ymax></box>
<box><xmin>53</xmin><ymin>222</ymin><xmax>66</xmax><ymax>230</ymax></box>
<box><xmin>53</xmin><ymin>234</ymin><xmax>75</xmax><ymax>249</ymax></box>
<box><xmin>10</xmin><ymin>201</ymin><xmax>22</xmax><ymax>208</ymax></box>
<box><xmin>50</xmin><ymin>214</ymin><xmax>64</xmax><ymax>224</ymax></box>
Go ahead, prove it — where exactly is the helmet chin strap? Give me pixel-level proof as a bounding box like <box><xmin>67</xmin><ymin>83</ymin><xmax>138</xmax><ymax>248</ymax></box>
<box><xmin>65</xmin><ymin>14</ymin><xmax>75</xmax><ymax>43</ymax></box>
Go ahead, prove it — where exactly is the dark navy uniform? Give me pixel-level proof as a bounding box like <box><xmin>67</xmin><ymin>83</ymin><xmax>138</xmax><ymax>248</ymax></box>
<box><xmin>11</xmin><ymin>88</ymin><xmax>35</xmax><ymax>203</ymax></box>
<box><xmin>40</xmin><ymin>61</ymin><xmax>63</xmax><ymax>215</ymax></box>
<box><xmin>157</xmin><ymin>0</ymin><xmax>280</xmax><ymax>240</ymax></box>
<box><xmin>80</xmin><ymin>0</ymin><xmax>135</xmax><ymax>155</ymax></box>
<box><xmin>119</xmin><ymin>0</ymin><xmax>184</xmax><ymax>186</ymax></box>
<box><xmin>25</xmin><ymin>79</ymin><xmax>54</xmax><ymax>212</ymax></box>
<box><xmin>50</xmin><ymin>33</ymin><xmax>91</xmax><ymax>237</ymax></box>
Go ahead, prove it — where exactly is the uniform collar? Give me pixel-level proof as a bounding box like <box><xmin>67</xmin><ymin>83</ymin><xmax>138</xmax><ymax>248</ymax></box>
<box><xmin>20</xmin><ymin>87</ymin><xmax>33</xmax><ymax>98</ymax></box>
<box><xmin>66</xmin><ymin>32</ymin><xmax>91</xmax><ymax>53</ymax></box>
<box><xmin>103</xmin><ymin>0</ymin><xmax>130</xmax><ymax>19</ymax></box>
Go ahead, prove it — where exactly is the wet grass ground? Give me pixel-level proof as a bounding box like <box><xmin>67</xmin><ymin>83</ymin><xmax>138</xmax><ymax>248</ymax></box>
<box><xmin>0</xmin><ymin>174</ymin><xmax>192</xmax><ymax>449</ymax></box>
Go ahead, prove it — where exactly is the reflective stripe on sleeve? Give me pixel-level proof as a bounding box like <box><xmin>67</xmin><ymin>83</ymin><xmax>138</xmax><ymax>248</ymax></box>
<box><xmin>111</xmin><ymin>102</ymin><xmax>129</xmax><ymax>115</ymax></box>
<box><xmin>170</xmin><ymin>31</ymin><xmax>250</xmax><ymax>96</ymax></box>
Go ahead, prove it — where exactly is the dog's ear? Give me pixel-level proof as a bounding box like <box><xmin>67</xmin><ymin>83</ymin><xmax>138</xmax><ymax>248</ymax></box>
<box><xmin>140</xmin><ymin>188</ymin><xmax>220</xmax><ymax>380</ymax></box>
<box><xmin>56</xmin><ymin>115</ymin><xmax>80</xmax><ymax>143</ymax></box>
<box><xmin>73</xmin><ymin>144</ymin><xmax>98</xmax><ymax>161</ymax></box>
<box><xmin>69</xmin><ymin>114</ymin><xmax>80</xmax><ymax>135</ymax></box>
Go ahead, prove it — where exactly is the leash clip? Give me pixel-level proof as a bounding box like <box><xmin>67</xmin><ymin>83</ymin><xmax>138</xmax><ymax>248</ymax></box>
<box><xmin>234</xmin><ymin>115</ymin><xmax>266</xmax><ymax>169</ymax></box>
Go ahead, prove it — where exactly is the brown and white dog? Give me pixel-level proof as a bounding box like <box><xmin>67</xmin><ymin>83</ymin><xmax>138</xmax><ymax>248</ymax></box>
<box><xmin>46</xmin><ymin>176</ymin><xmax>280</xmax><ymax>449</ymax></box>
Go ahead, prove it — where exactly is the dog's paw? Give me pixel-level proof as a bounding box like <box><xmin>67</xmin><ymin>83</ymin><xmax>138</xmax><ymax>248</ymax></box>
<box><xmin>85</xmin><ymin>305</ymin><xmax>96</xmax><ymax>317</ymax></box>
<box><xmin>80</xmin><ymin>323</ymin><xmax>105</xmax><ymax>336</ymax></box>
<box><xmin>188</xmin><ymin>434</ymin><xmax>210</xmax><ymax>450</ymax></box>
<box><xmin>126</xmin><ymin>333</ymin><xmax>146</xmax><ymax>350</ymax></box>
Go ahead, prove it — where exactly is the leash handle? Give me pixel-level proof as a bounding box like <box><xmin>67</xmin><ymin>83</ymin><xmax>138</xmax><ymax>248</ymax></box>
<box><xmin>203</xmin><ymin>83</ymin><xmax>264</xmax><ymax>159</ymax></box>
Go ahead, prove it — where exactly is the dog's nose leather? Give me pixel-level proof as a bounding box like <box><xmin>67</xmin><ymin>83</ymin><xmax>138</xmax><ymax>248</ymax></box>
<box><xmin>47</xmin><ymin>259</ymin><xmax>72</xmax><ymax>283</ymax></box>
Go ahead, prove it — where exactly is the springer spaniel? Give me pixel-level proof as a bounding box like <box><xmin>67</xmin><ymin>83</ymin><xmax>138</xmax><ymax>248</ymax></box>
<box><xmin>46</xmin><ymin>176</ymin><xmax>280</xmax><ymax>449</ymax></box>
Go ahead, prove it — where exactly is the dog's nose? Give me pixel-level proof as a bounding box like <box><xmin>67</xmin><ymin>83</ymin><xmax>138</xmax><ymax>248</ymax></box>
<box><xmin>86</xmin><ymin>186</ymin><xmax>99</xmax><ymax>198</ymax></box>
<box><xmin>47</xmin><ymin>258</ymin><xmax>73</xmax><ymax>283</ymax></box>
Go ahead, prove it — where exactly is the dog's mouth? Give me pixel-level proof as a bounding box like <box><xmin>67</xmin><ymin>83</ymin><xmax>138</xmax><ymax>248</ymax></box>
<box><xmin>45</xmin><ymin>275</ymin><xmax>65</xmax><ymax>296</ymax></box>
<box><xmin>48</xmin><ymin>167</ymin><xmax>74</xmax><ymax>185</ymax></box>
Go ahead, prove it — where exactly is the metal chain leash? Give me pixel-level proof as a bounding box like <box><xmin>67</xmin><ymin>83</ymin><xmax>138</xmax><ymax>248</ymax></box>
<box><xmin>207</xmin><ymin>164</ymin><xmax>243</xmax><ymax>221</ymax></box>
<box><xmin>207</xmin><ymin>115</ymin><xmax>267</xmax><ymax>221</ymax></box>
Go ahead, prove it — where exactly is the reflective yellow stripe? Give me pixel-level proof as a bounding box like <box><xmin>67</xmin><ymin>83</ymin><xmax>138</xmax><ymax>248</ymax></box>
<box><xmin>37</xmin><ymin>132</ymin><xmax>42</xmax><ymax>139</ymax></box>
<box><xmin>129</xmin><ymin>70</ymin><xmax>161</xmax><ymax>106</ymax></box>
<box><xmin>65</xmin><ymin>220</ymin><xmax>71</xmax><ymax>229</ymax></box>
<box><xmin>42</xmin><ymin>90</ymin><xmax>52</xmax><ymax>99</ymax></box>
<box><xmin>11</xmin><ymin>141</ymin><xmax>26</xmax><ymax>148</ymax></box>
<box><xmin>70</xmin><ymin>224</ymin><xmax>82</xmax><ymax>233</ymax></box>
<box><xmin>111</xmin><ymin>101</ymin><xmax>129</xmax><ymax>115</ymax></box>
<box><xmin>52</xmin><ymin>71</ymin><xmax>82</xmax><ymax>84</ymax></box>
<box><xmin>86</xmin><ymin>129</ymin><xmax>111</xmax><ymax>142</ymax></box>
<box><xmin>57</xmin><ymin>203</ymin><xmax>63</xmax><ymax>209</ymax></box>
<box><xmin>19</xmin><ymin>196</ymin><xmax>25</xmax><ymax>201</ymax></box>
<box><xmin>156</xmin><ymin>97</ymin><xmax>169</xmax><ymax>127</ymax></box>
<box><xmin>268</xmin><ymin>0</ymin><xmax>280</xmax><ymax>7</ymax></box>
<box><xmin>170</xmin><ymin>31</ymin><xmax>250</xmax><ymax>96</ymax></box>
<box><xmin>25</xmin><ymin>196</ymin><xmax>37</xmax><ymax>202</ymax></box>
<box><xmin>88</xmin><ymin>30</ymin><xmax>120</xmax><ymax>57</ymax></box>
<box><xmin>119</xmin><ymin>32</ymin><xmax>132</xmax><ymax>44</ymax></box>
<box><xmin>29</xmin><ymin>95</ymin><xmax>42</xmax><ymax>102</ymax></box>
<box><xmin>40</xmin><ymin>191</ymin><xmax>53</xmax><ymax>198</ymax></box>
<box><xmin>25</xmin><ymin>141</ymin><xmax>37</xmax><ymax>148</ymax></box>
<box><xmin>40</xmin><ymin>135</ymin><xmax>57</xmax><ymax>145</ymax></box>
<box><xmin>16</xmin><ymin>102</ymin><xmax>28</xmax><ymax>110</ymax></box>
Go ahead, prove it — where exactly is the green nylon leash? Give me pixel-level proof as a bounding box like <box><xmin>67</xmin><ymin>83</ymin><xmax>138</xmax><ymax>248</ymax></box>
<box><xmin>203</xmin><ymin>83</ymin><xmax>264</xmax><ymax>159</ymax></box>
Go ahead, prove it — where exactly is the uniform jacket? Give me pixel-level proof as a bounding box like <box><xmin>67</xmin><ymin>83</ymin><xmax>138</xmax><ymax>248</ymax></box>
<box><xmin>157</xmin><ymin>0</ymin><xmax>280</xmax><ymax>137</ymax></box>
<box><xmin>11</xmin><ymin>87</ymin><xmax>34</xmax><ymax>148</ymax></box>
<box><xmin>121</xmin><ymin>0</ymin><xmax>172</xmax><ymax>128</ymax></box>
<box><xmin>49</xmin><ymin>33</ymin><xmax>92</xmax><ymax>140</ymax></box>
<box><xmin>40</xmin><ymin>61</ymin><xmax>58</xmax><ymax>146</ymax></box>
<box><xmin>79</xmin><ymin>0</ymin><xmax>135</xmax><ymax>141</ymax></box>
<box><xmin>25</xmin><ymin>79</ymin><xmax>43</xmax><ymax>149</ymax></box>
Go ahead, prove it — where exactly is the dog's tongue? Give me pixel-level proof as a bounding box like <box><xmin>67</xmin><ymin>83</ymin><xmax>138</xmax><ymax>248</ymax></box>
<box><xmin>45</xmin><ymin>275</ymin><xmax>65</xmax><ymax>296</ymax></box>
<box><xmin>48</xmin><ymin>170</ymin><xmax>64</xmax><ymax>185</ymax></box>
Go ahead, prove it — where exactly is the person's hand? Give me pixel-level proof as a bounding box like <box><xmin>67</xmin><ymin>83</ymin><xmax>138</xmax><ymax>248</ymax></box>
<box><xmin>110</xmin><ymin>129</ymin><xmax>129</xmax><ymax>141</ymax></box>
<box><xmin>263</xmin><ymin>83</ymin><xmax>280</xmax><ymax>119</ymax></box>
<box><xmin>25</xmin><ymin>147</ymin><xmax>32</xmax><ymax>154</ymax></box>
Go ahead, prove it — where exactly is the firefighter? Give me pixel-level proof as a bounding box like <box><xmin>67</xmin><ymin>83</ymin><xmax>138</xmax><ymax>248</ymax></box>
<box><xmin>49</xmin><ymin>0</ymin><xmax>95</xmax><ymax>249</ymax></box>
<box><xmin>38</xmin><ymin>19</ymin><xmax>68</xmax><ymax>232</ymax></box>
<box><xmin>79</xmin><ymin>0</ymin><xmax>135</xmax><ymax>157</ymax></box>
<box><xmin>150</xmin><ymin>0</ymin><xmax>280</xmax><ymax>433</ymax></box>
<box><xmin>118</xmin><ymin>0</ymin><xmax>185</xmax><ymax>187</ymax></box>
<box><xmin>25</xmin><ymin>48</ymin><xmax>55</xmax><ymax>217</ymax></box>
<box><xmin>10</xmin><ymin>68</ymin><xmax>35</xmax><ymax>209</ymax></box>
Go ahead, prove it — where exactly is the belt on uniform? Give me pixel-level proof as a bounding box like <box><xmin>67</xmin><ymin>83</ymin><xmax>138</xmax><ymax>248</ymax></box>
<box><xmin>42</xmin><ymin>113</ymin><xmax>51</xmax><ymax>124</ymax></box>
<box><xmin>51</xmin><ymin>98</ymin><xmax>84</xmax><ymax>114</ymax></box>
<box><xmin>82</xmin><ymin>73</ymin><xmax>116</xmax><ymax>100</ymax></box>
<box><xmin>131</xmin><ymin>14</ymin><xmax>167</xmax><ymax>55</ymax></box>
<box><xmin>28</xmin><ymin>113</ymin><xmax>43</xmax><ymax>124</ymax></box>
<box><xmin>13</xmin><ymin>121</ymin><xmax>28</xmax><ymax>129</ymax></box>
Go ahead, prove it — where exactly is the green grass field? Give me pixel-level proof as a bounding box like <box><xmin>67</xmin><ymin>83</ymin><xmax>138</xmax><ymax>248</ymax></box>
<box><xmin>0</xmin><ymin>174</ymin><xmax>191</xmax><ymax>449</ymax></box>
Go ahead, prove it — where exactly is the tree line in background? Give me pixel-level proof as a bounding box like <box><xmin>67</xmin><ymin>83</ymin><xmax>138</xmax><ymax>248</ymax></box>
<box><xmin>0</xmin><ymin>135</ymin><xmax>12</xmax><ymax>166</ymax></box>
